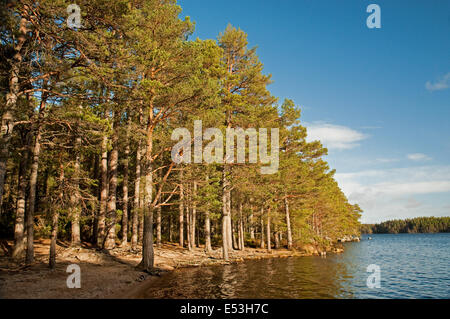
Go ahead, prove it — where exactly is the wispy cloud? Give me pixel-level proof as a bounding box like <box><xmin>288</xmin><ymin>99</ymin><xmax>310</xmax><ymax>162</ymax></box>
<box><xmin>375</xmin><ymin>158</ymin><xmax>400</xmax><ymax>163</ymax></box>
<box><xmin>426</xmin><ymin>72</ymin><xmax>450</xmax><ymax>91</ymax></box>
<box><xmin>335</xmin><ymin>166</ymin><xmax>450</xmax><ymax>223</ymax></box>
<box><xmin>305</xmin><ymin>123</ymin><xmax>368</xmax><ymax>150</ymax></box>
<box><xmin>407</xmin><ymin>153</ymin><xmax>432</xmax><ymax>161</ymax></box>
<box><xmin>360</xmin><ymin>126</ymin><xmax>383</xmax><ymax>130</ymax></box>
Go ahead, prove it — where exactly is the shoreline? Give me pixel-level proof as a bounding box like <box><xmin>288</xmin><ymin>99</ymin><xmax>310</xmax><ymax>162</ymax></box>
<box><xmin>0</xmin><ymin>239</ymin><xmax>345</xmax><ymax>299</ymax></box>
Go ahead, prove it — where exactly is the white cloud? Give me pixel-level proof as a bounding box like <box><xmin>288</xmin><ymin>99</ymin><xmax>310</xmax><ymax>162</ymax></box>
<box><xmin>335</xmin><ymin>166</ymin><xmax>450</xmax><ymax>223</ymax></box>
<box><xmin>375</xmin><ymin>158</ymin><xmax>400</xmax><ymax>163</ymax></box>
<box><xmin>426</xmin><ymin>72</ymin><xmax>450</xmax><ymax>91</ymax></box>
<box><xmin>305</xmin><ymin>123</ymin><xmax>368</xmax><ymax>150</ymax></box>
<box><xmin>407</xmin><ymin>153</ymin><xmax>432</xmax><ymax>161</ymax></box>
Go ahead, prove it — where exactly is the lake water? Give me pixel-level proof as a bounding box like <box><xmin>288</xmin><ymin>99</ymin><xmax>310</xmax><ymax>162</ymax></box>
<box><xmin>137</xmin><ymin>233</ymin><xmax>450</xmax><ymax>299</ymax></box>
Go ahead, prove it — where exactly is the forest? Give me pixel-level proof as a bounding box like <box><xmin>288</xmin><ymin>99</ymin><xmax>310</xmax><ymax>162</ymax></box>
<box><xmin>361</xmin><ymin>217</ymin><xmax>450</xmax><ymax>234</ymax></box>
<box><xmin>0</xmin><ymin>0</ymin><xmax>362</xmax><ymax>273</ymax></box>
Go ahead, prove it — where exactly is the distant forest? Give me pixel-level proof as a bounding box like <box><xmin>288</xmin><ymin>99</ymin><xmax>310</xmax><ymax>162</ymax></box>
<box><xmin>361</xmin><ymin>217</ymin><xmax>450</xmax><ymax>234</ymax></box>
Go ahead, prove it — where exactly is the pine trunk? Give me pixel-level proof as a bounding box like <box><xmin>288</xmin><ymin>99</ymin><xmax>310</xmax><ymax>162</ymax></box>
<box><xmin>284</xmin><ymin>197</ymin><xmax>293</xmax><ymax>249</ymax></box>
<box><xmin>121</xmin><ymin>116</ymin><xmax>130</xmax><ymax>247</ymax></box>
<box><xmin>26</xmin><ymin>125</ymin><xmax>43</xmax><ymax>264</ymax></box>
<box><xmin>70</xmin><ymin>134</ymin><xmax>81</xmax><ymax>247</ymax></box>
<box><xmin>249</xmin><ymin>206</ymin><xmax>255</xmax><ymax>240</ymax></box>
<box><xmin>204</xmin><ymin>209</ymin><xmax>212</xmax><ymax>253</ymax></box>
<box><xmin>232</xmin><ymin>220</ymin><xmax>238</xmax><ymax>250</ymax></box>
<box><xmin>12</xmin><ymin>149</ymin><xmax>28</xmax><ymax>259</ymax></box>
<box><xmin>221</xmin><ymin>168</ymin><xmax>230</xmax><ymax>260</ymax></box>
<box><xmin>239</xmin><ymin>202</ymin><xmax>245</xmax><ymax>251</ymax></box>
<box><xmin>274</xmin><ymin>229</ymin><xmax>280</xmax><ymax>249</ymax></box>
<box><xmin>156</xmin><ymin>205</ymin><xmax>162</xmax><ymax>247</ymax></box>
<box><xmin>260</xmin><ymin>208</ymin><xmax>265</xmax><ymax>249</ymax></box>
<box><xmin>266</xmin><ymin>207</ymin><xmax>271</xmax><ymax>252</ymax></box>
<box><xmin>0</xmin><ymin>16</ymin><xmax>27</xmax><ymax>206</ymax></box>
<box><xmin>186</xmin><ymin>200</ymin><xmax>192</xmax><ymax>251</ymax></box>
<box><xmin>49</xmin><ymin>163</ymin><xmax>64</xmax><ymax>269</ymax></box>
<box><xmin>97</xmin><ymin>134</ymin><xmax>108</xmax><ymax>247</ymax></box>
<box><xmin>139</xmin><ymin>112</ymin><xmax>154</xmax><ymax>272</ymax></box>
<box><xmin>179</xmin><ymin>172</ymin><xmax>184</xmax><ymax>247</ymax></box>
<box><xmin>191</xmin><ymin>181</ymin><xmax>197</xmax><ymax>248</ymax></box>
<box><xmin>105</xmin><ymin>114</ymin><xmax>119</xmax><ymax>250</ymax></box>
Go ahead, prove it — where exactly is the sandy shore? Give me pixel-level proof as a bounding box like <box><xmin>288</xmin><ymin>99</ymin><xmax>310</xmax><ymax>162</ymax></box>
<box><xmin>0</xmin><ymin>239</ymin><xmax>342</xmax><ymax>299</ymax></box>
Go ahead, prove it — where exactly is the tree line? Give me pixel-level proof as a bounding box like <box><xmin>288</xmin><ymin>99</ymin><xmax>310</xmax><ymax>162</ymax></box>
<box><xmin>361</xmin><ymin>217</ymin><xmax>450</xmax><ymax>234</ymax></box>
<box><xmin>0</xmin><ymin>0</ymin><xmax>361</xmax><ymax>272</ymax></box>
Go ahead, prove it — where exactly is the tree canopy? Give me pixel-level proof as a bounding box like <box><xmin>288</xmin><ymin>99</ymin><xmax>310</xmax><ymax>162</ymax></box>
<box><xmin>0</xmin><ymin>0</ymin><xmax>362</xmax><ymax>271</ymax></box>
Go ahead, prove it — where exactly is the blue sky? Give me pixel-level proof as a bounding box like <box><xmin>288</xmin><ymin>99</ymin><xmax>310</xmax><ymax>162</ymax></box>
<box><xmin>178</xmin><ymin>0</ymin><xmax>450</xmax><ymax>223</ymax></box>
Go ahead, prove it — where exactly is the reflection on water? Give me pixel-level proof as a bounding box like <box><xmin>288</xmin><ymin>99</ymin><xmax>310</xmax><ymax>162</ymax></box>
<box><xmin>137</xmin><ymin>233</ymin><xmax>450</xmax><ymax>299</ymax></box>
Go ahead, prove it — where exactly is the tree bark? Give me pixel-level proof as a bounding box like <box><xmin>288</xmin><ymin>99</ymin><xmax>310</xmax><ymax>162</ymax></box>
<box><xmin>131</xmin><ymin>136</ymin><xmax>141</xmax><ymax>251</ymax></box>
<box><xmin>138</xmin><ymin>185</ymin><xmax>144</xmax><ymax>244</ymax></box>
<box><xmin>139</xmin><ymin>109</ymin><xmax>154</xmax><ymax>272</ymax></box>
<box><xmin>249</xmin><ymin>205</ymin><xmax>255</xmax><ymax>240</ymax></box>
<box><xmin>50</xmin><ymin>163</ymin><xmax>64</xmax><ymax>269</ymax></box>
<box><xmin>191</xmin><ymin>181</ymin><xmax>197</xmax><ymax>248</ymax></box>
<box><xmin>266</xmin><ymin>207</ymin><xmax>271</xmax><ymax>252</ymax></box>
<box><xmin>274</xmin><ymin>229</ymin><xmax>280</xmax><ymax>249</ymax></box>
<box><xmin>26</xmin><ymin>105</ymin><xmax>46</xmax><ymax>264</ymax></box>
<box><xmin>97</xmin><ymin>134</ymin><xmax>108</xmax><ymax>247</ymax></box>
<box><xmin>70</xmin><ymin>134</ymin><xmax>82</xmax><ymax>247</ymax></box>
<box><xmin>221</xmin><ymin>168</ymin><xmax>230</xmax><ymax>260</ymax></box>
<box><xmin>156</xmin><ymin>205</ymin><xmax>162</xmax><ymax>247</ymax></box>
<box><xmin>179</xmin><ymin>169</ymin><xmax>184</xmax><ymax>247</ymax></box>
<box><xmin>121</xmin><ymin>115</ymin><xmax>131</xmax><ymax>247</ymax></box>
<box><xmin>239</xmin><ymin>202</ymin><xmax>245</xmax><ymax>251</ymax></box>
<box><xmin>104</xmin><ymin>113</ymin><xmax>119</xmax><ymax>250</ymax></box>
<box><xmin>169</xmin><ymin>213</ymin><xmax>173</xmax><ymax>242</ymax></box>
<box><xmin>204</xmin><ymin>175</ymin><xmax>212</xmax><ymax>252</ymax></box>
<box><xmin>260</xmin><ymin>208</ymin><xmax>265</xmax><ymax>249</ymax></box>
<box><xmin>12</xmin><ymin>148</ymin><xmax>29</xmax><ymax>259</ymax></box>
<box><xmin>204</xmin><ymin>210</ymin><xmax>212</xmax><ymax>253</ymax></box>
<box><xmin>226</xmin><ymin>190</ymin><xmax>233</xmax><ymax>251</ymax></box>
<box><xmin>284</xmin><ymin>197</ymin><xmax>293</xmax><ymax>249</ymax></box>
<box><xmin>0</xmin><ymin>15</ymin><xmax>28</xmax><ymax>206</ymax></box>
<box><xmin>186</xmin><ymin>195</ymin><xmax>192</xmax><ymax>251</ymax></box>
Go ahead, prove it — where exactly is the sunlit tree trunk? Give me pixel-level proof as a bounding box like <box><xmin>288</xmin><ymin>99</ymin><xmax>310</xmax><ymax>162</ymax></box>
<box><xmin>260</xmin><ymin>208</ymin><xmax>265</xmax><ymax>249</ymax></box>
<box><xmin>12</xmin><ymin>149</ymin><xmax>29</xmax><ymax>259</ymax></box>
<box><xmin>239</xmin><ymin>202</ymin><xmax>245</xmax><ymax>251</ymax></box>
<box><xmin>186</xmin><ymin>195</ymin><xmax>192</xmax><ymax>251</ymax></box>
<box><xmin>121</xmin><ymin>115</ymin><xmax>131</xmax><ymax>247</ymax></box>
<box><xmin>97</xmin><ymin>134</ymin><xmax>108</xmax><ymax>247</ymax></box>
<box><xmin>131</xmin><ymin>107</ymin><xmax>143</xmax><ymax>251</ymax></box>
<box><xmin>266</xmin><ymin>207</ymin><xmax>271</xmax><ymax>252</ymax></box>
<box><xmin>105</xmin><ymin>114</ymin><xmax>119</xmax><ymax>250</ymax></box>
<box><xmin>169</xmin><ymin>213</ymin><xmax>173</xmax><ymax>242</ymax></box>
<box><xmin>274</xmin><ymin>229</ymin><xmax>280</xmax><ymax>249</ymax></box>
<box><xmin>204</xmin><ymin>209</ymin><xmax>212</xmax><ymax>253</ymax></box>
<box><xmin>0</xmin><ymin>15</ymin><xmax>28</xmax><ymax>206</ymax></box>
<box><xmin>70</xmin><ymin>134</ymin><xmax>81</xmax><ymax>247</ymax></box>
<box><xmin>26</xmin><ymin>108</ymin><xmax>46</xmax><ymax>264</ymax></box>
<box><xmin>179</xmin><ymin>169</ymin><xmax>184</xmax><ymax>247</ymax></box>
<box><xmin>139</xmin><ymin>106</ymin><xmax>155</xmax><ymax>271</ymax></box>
<box><xmin>285</xmin><ymin>197</ymin><xmax>293</xmax><ymax>249</ymax></box>
<box><xmin>249</xmin><ymin>205</ymin><xmax>255</xmax><ymax>240</ymax></box>
<box><xmin>50</xmin><ymin>162</ymin><xmax>64</xmax><ymax>269</ymax></box>
<box><xmin>156</xmin><ymin>205</ymin><xmax>162</xmax><ymax>247</ymax></box>
<box><xmin>191</xmin><ymin>181</ymin><xmax>197</xmax><ymax>248</ymax></box>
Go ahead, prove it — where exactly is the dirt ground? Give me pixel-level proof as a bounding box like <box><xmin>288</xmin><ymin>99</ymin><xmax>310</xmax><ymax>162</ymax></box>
<box><xmin>0</xmin><ymin>239</ymin><xmax>341</xmax><ymax>299</ymax></box>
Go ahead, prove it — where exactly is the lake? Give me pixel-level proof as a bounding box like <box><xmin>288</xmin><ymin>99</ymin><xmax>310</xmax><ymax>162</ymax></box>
<box><xmin>137</xmin><ymin>233</ymin><xmax>450</xmax><ymax>299</ymax></box>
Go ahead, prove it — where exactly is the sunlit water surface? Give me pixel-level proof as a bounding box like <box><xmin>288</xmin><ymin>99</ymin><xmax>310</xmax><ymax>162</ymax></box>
<box><xmin>137</xmin><ymin>233</ymin><xmax>450</xmax><ymax>299</ymax></box>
